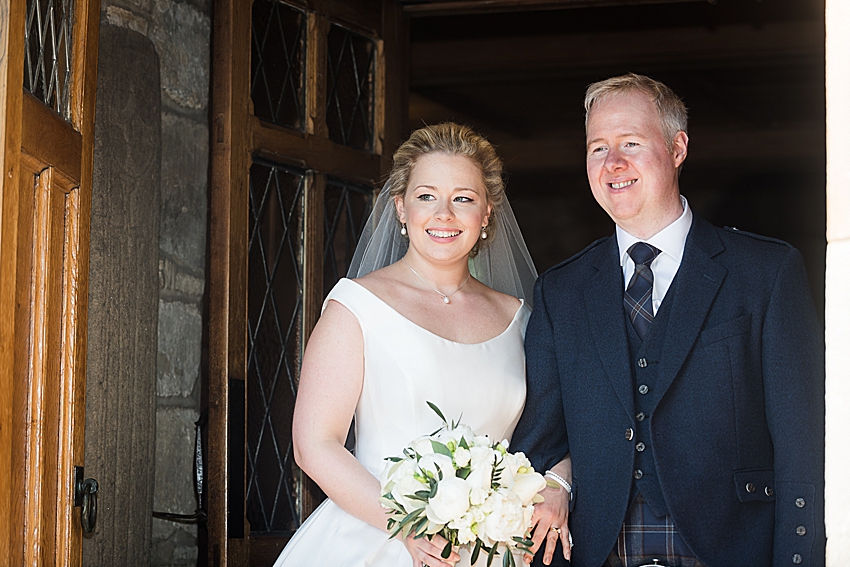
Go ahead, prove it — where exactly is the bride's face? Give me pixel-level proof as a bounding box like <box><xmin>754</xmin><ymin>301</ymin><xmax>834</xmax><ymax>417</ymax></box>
<box><xmin>395</xmin><ymin>153</ymin><xmax>492</xmax><ymax>266</ymax></box>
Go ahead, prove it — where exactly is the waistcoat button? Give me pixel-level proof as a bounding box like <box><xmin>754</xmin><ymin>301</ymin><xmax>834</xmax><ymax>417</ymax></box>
<box><xmin>633</xmin><ymin>469</ymin><xmax>643</xmax><ymax>480</ymax></box>
<box><xmin>796</xmin><ymin>498</ymin><xmax>806</xmax><ymax>508</ymax></box>
<box><xmin>746</xmin><ymin>483</ymin><xmax>756</xmax><ymax>493</ymax></box>
<box><xmin>792</xmin><ymin>554</ymin><xmax>802</xmax><ymax>564</ymax></box>
<box><xmin>796</xmin><ymin>526</ymin><xmax>807</xmax><ymax>536</ymax></box>
<box><xmin>637</xmin><ymin>358</ymin><xmax>648</xmax><ymax>368</ymax></box>
<box><xmin>636</xmin><ymin>442</ymin><xmax>645</xmax><ymax>452</ymax></box>
<box><xmin>636</xmin><ymin>412</ymin><xmax>646</xmax><ymax>422</ymax></box>
<box><xmin>625</xmin><ymin>428</ymin><xmax>634</xmax><ymax>441</ymax></box>
<box><xmin>638</xmin><ymin>384</ymin><xmax>649</xmax><ymax>395</ymax></box>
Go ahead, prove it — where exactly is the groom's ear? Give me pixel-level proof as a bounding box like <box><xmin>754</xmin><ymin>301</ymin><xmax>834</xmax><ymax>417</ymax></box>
<box><xmin>394</xmin><ymin>195</ymin><xmax>406</xmax><ymax>223</ymax></box>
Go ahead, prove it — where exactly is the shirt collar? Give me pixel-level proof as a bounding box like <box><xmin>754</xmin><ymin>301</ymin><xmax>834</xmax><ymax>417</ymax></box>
<box><xmin>617</xmin><ymin>195</ymin><xmax>693</xmax><ymax>266</ymax></box>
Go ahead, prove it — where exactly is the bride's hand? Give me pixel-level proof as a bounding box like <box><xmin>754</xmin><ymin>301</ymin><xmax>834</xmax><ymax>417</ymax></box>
<box><xmin>525</xmin><ymin>484</ymin><xmax>571</xmax><ymax>565</ymax></box>
<box><xmin>402</xmin><ymin>533</ymin><xmax>460</xmax><ymax>567</ymax></box>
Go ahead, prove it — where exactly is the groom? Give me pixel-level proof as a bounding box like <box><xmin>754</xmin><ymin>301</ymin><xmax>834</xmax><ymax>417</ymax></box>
<box><xmin>511</xmin><ymin>74</ymin><xmax>825</xmax><ymax>567</ymax></box>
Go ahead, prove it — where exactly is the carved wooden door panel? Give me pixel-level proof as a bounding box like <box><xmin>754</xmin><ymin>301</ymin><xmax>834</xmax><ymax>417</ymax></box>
<box><xmin>0</xmin><ymin>0</ymin><xmax>100</xmax><ymax>565</ymax></box>
<box><xmin>208</xmin><ymin>0</ymin><xmax>407</xmax><ymax>565</ymax></box>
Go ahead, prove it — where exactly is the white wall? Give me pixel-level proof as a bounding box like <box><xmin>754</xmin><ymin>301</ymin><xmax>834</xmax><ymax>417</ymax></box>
<box><xmin>825</xmin><ymin>0</ymin><xmax>850</xmax><ymax>562</ymax></box>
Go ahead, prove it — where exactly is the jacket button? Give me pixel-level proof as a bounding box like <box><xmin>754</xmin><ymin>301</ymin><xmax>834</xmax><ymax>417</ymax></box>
<box><xmin>636</xmin><ymin>412</ymin><xmax>646</xmax><ymax>422</ymax></box>
<box><xmin>633</xmin><ymin>469</ymin><xmax>643</xmax><ymax>479</ymax></box>
<box><xmin>638</xmin><ymin>384</ymin><xmax>649</xmax><ymax>395</ymax></box>
<box><xmin>636</xmin><ymin>442</ymin><xmax>646</xmax><ymax>452</ymax></box>
<box><xmin>765</xmin><ymin>486</ymin><xmax>774</xmax><ymax>497</ymax></box>
<box><xmin>796</xmin><ymin>526</ymin><xmax>807</xmax><ymax>536</ymax></box>
<box><xmin>637</xmin><ymin>358</ymin><xmax>648</xmax><ymax>368</ymax></box>
<box><xmin>796</xmin><ymin>498</ymin><xmax>806</xmax><ymax>508</ymax></box>
<box><xmin>625</xmin><ymin>428</ymin><xmax>634</xmax><ymax>441</ymax></box>
<box><xmin>792</xmin><ymin>554</ymin><xmax>802</xmax><ymax>564</ymax></box>
<box><xmin>746</xmin><ymin>483</ymin><xmax>756</xmax><ymax>493</ymax></box>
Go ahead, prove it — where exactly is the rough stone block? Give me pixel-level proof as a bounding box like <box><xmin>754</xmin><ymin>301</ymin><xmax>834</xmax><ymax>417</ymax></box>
<box><xmin>160</xmin><ymin>111</ymin><xmax>208</xmax><ymax>271</ymax></box>
<box><xmin>150</xmin><ymin>0</ymin><xmax>210</xmax><ymax>110</ymax></box>
<box><xmin>157</xmin><ymin>300</ymin><xmax>202</xmax><ymax>398</ymax></box>
<box><xmin>152</xmin><ymin>407</ymin><xmax>200</xmax><ymax>565</ymax></box>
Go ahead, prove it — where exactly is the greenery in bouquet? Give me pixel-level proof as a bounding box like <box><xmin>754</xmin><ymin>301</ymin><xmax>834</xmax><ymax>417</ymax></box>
<box><xmin>379</xmin><ymin>402</ymin><xmax>546</xmax><ymax>567</ymax></box>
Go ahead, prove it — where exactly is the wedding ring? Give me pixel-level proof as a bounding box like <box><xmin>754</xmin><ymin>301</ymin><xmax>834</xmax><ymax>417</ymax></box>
<box><xmin>549</xmin><ymin>526</ymin><xmax>561</xmax><ymax>534</ymax></box>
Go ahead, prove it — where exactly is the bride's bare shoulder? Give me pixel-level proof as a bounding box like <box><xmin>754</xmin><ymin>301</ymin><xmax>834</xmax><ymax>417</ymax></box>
<box><xmin>351</xmin><ymin>263</ymin><xmax>405</xmax><ymax>300</ymax></box>
<box><xmin>476</xmin><ymin>281</ymin><xmax>523</xmax><ymax>318</ymax></box>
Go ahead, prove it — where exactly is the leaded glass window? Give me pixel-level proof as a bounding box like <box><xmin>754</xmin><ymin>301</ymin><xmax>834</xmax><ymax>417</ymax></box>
<box><xmin>24</xmin><ymin>0</ymin><xmax>74</xmax><ymax>120</ymax></box>
<box><xmin>323</xmin><ymin>179</ymin><xmax>374</xmax><ymax>292</ymax></box>
<box><xmin>326</xmin><ymin>24</ymin><xmax>375</xmax><ymax>151</ymax></box>
<box><xmin>252</xmin><ymin>0</ymin><xmax>306</xmax><ymax>130</ymax></box>
<box><xmin>245</xmin><ymin>159</ymin><xmax>306</xmax><ymax>534</ymax></box>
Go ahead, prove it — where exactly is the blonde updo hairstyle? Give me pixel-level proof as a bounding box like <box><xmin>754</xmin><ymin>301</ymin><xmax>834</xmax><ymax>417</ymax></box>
<box><xmin>387</xmin><ymin>123</ymin><xmax>505</xmax><ymax>250</ymax></box>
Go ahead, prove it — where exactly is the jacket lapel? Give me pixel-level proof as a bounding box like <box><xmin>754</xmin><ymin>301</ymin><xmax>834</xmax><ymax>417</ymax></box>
<box><xmin>584</xmin><ymin>236</ymin><xmax>634</xmax><ymax>416</ymax></box>
<box><xmin>652</xmin><ymin>217</ymin><xmax>727</xmax><ymax>405</ymax></box>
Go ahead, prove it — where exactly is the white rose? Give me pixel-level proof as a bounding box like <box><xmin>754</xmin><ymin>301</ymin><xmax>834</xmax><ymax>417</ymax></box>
<box><xmin>480</xmin><ymin>491</ymin><xmax>526</xmax><ymax>544</ymax></box>
<box><xmin>453</xmin><ymin>446</ymin><xmax>471</xmax><ymax>468</ymax></box>
<box><xmin>425</xmin><ymin>477</ymin><xmax>470</xmax><ymax>525</ymax></box>
<box><xmin>411</xmin><ymin>435</ymin><xmax>435</xmax><ymax>457</ymax></box>
<box><xmin>469</xmin><ymin>486</ymin><xmax>489</xmax><ymax>506</ymax></box>
<box><xmin>510</xmin><ymin>471</ymin><xmax>547</xmax><ymax>505</ymax></box>
<box><xmin>472</xmin><ymin>435</ymin><xmax>492</xmax><ymax>448</ymax></box>
<box><xmin>437</xmin><ymin>423</ymin><xmax>475</xmax><ymax>444</ymax></box>
<box><xmin>419</xmin><ymin>453</ymin><xmax>455</xmax><ymax>479</ymax></box>
<box><xmin>388</xmin><ymin>460</ymin><xmax>427</xmax><ymax>512</ymax></box>
<box><xmin>448</xmin><ymin>511</ymin><xmax>477</xmax><ymax>544</ymax></box>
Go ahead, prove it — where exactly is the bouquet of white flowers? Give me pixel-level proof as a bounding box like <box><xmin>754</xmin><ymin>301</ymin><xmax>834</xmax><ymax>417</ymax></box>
<box><xmin>379</xmin><ymin>403</ymin><xmax>547</xmax><ymax>567</ymax></box>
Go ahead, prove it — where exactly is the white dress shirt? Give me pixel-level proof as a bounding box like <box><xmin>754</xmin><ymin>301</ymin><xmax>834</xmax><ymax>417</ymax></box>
<box><xmin>617</xmin><ymin>196</ymin><xmax>693</xmax><ymax>315</ymax></box>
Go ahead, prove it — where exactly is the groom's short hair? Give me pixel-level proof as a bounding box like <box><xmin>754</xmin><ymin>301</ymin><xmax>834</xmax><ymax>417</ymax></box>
<box><xmin>584</xmin><ymin>73</ymin><xmax>688</xmax><ymax>150</ymax></box>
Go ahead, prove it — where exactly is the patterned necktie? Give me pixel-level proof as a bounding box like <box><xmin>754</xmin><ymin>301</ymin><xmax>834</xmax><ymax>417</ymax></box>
<box><xmin>624</xmin><ymin>242</ymin><xmax>661</xmax><ymax>341</ymax></box>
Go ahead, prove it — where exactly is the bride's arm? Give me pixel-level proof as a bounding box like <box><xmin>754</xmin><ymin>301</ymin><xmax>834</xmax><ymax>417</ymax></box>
<box><xmin>292</xmin><ymin>300</ymin><xmax>385</xmax><ymax>528</ymax></box>
<box><xmin>292</xmin><ymin>300</ymin><xmax>459</xmax><ymax>567</ymax></box>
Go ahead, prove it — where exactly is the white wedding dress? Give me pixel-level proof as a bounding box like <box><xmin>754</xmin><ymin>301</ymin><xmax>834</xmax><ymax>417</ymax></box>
<box><xmin>273</xmin><ymin>278</ymin><xmax>531</xmax><ymax>567</ymax></box>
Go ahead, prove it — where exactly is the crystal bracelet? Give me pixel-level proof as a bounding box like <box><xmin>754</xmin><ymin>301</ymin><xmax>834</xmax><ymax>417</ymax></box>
<box><xmin>545</xmin><ymin>470</ymin><xmax>573</xmax><ymax>501</ymax></box>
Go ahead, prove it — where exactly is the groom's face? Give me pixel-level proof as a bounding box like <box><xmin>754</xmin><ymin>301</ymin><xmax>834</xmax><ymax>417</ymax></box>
<box><xmin>585</xmin><ymin>90</ymin><xmax>688</xmax><ymax>239</ymax></box>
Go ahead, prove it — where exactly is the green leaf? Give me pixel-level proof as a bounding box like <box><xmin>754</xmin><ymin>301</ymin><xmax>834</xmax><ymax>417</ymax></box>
<box><xmin>406</xmin><ymin>491</ymin><xmax>431</xmax><ymax>503</ymax></box>
<box><xmin>471</xmin><ymin>540</ymin><xmax>482</xmax><ymax>565</ymax></box>
<box><xmin>456</xmin><ymin>466</ymin><xmax>471</xmax><ymax>479</ymax></box>
<box><xmin>459</xmin><ymin>436</ymin><xmax>470</xmax><ymax>450</ymax></box>
<box><xmin>385</xmin><ymin>456</ymin><xmax>403</xmax><ymax>462</ymax></box>
<box><xmin>487</xmin><ymin>542</ymin><xmax>498</xmax><ymax>566</ymax></box>
<box><xmin>427</xmin><ymin>401</ymin><xmax>448</xmax><ymax>424</ymax></box>
<box><xmin>441</xmin><ymin>540</ymin><xmax>453</xmax><ymax>559</ymax></box>
<box><xmin>431</xmin><ymin>440</ymin><xmax>453</xmax><ymax>458</ymax></box>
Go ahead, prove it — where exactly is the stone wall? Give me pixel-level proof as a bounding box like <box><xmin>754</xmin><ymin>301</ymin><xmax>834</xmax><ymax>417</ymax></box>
<box><xmin>96</xmin><ymin>0</ymin><xmax>210</xmax><ymax>564</ymax></box>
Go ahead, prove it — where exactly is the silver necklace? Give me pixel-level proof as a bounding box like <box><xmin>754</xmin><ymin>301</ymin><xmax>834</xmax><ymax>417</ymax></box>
<box><xmin>402</xmin><ymin>257</ymin><xmax>471</xmax><ymax>304</ymax></box>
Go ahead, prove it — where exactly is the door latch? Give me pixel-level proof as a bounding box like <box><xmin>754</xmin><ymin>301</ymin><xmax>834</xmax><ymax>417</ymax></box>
<box><xmin>73</xmin><ymin>466</ymin><xmax>99</xmax><ymax>534</ymax></box>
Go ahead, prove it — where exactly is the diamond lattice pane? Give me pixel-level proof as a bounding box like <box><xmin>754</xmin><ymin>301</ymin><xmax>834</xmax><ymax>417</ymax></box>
<box><xmin>252</xmin><ymin>0</ymin><xmax>306</xmax><ymax>130</ymax></box>
<box><xmin>24</xmin><ymin>0</ymin><xmax>74</xmax><ymax>120</ymax></box>
<box><xmin>246</xmin><ymin>159</ymin><xmax>305</xmax><ymax>534</ymax></box>
<box><xmin>326</xmin><ymin>24</ymin><xmax>375</xmax><ymax>151</ymax></box>
<box><xmin>324</xmin><ymin>179</ymin><xmax>374</xmax><ymax>293</ymax></box>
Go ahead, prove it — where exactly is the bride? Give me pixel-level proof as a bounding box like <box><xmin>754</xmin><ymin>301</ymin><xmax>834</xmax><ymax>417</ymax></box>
<box><xmin>273</xmin><ymin>123</ymin><xmax>552</xmax><ymax>567</ymax></box>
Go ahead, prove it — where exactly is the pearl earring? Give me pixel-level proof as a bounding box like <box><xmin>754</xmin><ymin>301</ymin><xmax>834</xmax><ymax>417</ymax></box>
<box><xmin>400</xmin><ymin>223</ymin><xmax>407</xmax><ymax>236</ymax></box>
<box><xmin>481</xmin><ymin>226</ymin><xmax>488</xmax><ymax>240</ymax></box>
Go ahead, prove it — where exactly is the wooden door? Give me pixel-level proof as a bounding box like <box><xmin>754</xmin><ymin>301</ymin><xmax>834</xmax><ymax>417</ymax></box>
<box><xmin>0</xmin><ymin>0</ymin><xmax>100</xmax><ymax>565</ymax></box>
<box><xmin>207</xmin><ymin>0</ymin><xmax>407</xmax><ymax>564</ymax></box>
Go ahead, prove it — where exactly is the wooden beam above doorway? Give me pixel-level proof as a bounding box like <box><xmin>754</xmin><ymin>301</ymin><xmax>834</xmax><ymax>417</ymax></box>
<box><xmin>401</xmin><ymin>0</ymin><xmax>709</xmax><ymax>16</ymax></box>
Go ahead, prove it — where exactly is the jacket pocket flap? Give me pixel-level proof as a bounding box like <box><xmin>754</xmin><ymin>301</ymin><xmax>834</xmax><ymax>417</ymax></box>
<box><xmin>734</xmin><ymin>468</ymin><xmax>775</xmax><ymax>502</ymax></box>
<box><xmin>700</xmin><ymin>314</ymin><xmax>752</xmax><ymax>345</ymax></box>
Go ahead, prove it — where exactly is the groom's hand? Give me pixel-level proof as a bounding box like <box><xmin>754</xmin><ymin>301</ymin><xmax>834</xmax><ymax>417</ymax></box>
<box><xmin>525</xmin><ymin>484</ymin><xmax>570</xmax><ymax>565</ymax></box>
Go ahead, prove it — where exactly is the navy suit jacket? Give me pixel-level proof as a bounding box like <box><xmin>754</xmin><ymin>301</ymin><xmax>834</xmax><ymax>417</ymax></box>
<box><xmin>511</xmin><ymin>216</ymin><xmax>825</xmax><ymax>567</ymax></box>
